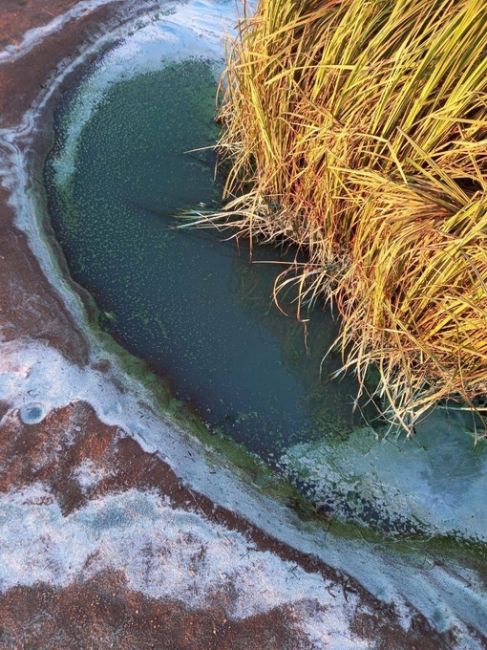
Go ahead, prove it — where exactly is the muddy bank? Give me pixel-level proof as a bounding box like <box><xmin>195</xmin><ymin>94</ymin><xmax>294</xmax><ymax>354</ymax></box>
<box><xmin>1</xmin><ymin>400</ymin><xmax>449</xmax><ymax>648</ymax></box>
<box><xmin>0</xmin><ymin>573</ymin><xmax>448</xmax><ymax>650</ymax></box>
<box><xmin>0</xmin><ymin>0</ymin><xmax>126</xmax><ymax>361</ymax></box>
<box><xmin>0</xmin><ymin>1</ymin><xmax>78</xmax><ymax>50</ymax></box>
<box><xmin>0</xmin><ymin>574</ymin><xmax>310</xmax><ymax>650</ymax></box>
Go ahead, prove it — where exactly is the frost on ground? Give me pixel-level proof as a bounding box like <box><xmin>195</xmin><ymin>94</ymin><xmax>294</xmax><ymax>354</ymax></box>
<box><xmin>0</xmin><ymin>0</ymin><xmax>122</xmax><ymax>65</ymax></box>
<box><xmin>72</xmin><ymin>458</ymin><xmax>113</xmax><ymax>493</ymax></box>
<box><xmin>0</xmin><ymin>484</ymin><xmax>366</xmax><ymax>650</ymax></box>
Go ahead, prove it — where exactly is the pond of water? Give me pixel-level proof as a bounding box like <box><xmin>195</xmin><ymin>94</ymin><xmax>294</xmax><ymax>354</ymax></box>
<box><xmin>43</xmin><ymin>4</ymin><xmax>487</xmax><ymax>552</ymax></box>
<box><xmin>45</xmin><ymin>58</ymin><xmax>368</xmax><ymax>461</ymax></box>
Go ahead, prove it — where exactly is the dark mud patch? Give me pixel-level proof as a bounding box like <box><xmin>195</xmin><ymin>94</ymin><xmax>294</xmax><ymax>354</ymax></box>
<box><xmin>0</xmin><ymin>570</ymin><xmax>309</xmax><ymax>650</ymax></box>
<box><xmin>0</xmin><ymin>0</ymin><xmax>78</xmax><ymax>47</ymax></box>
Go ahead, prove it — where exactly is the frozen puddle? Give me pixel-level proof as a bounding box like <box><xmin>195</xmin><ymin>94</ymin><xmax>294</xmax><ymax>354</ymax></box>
<box><xmin>43</xmin><ymin>0</ymin><xmax>487</xmax><ymax>549</ymax></box>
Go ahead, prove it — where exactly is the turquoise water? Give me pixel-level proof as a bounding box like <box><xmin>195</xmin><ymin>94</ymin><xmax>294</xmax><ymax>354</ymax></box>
<box><xmin>45</xmin><ymin>59</ymin><xmax>367</xmax><ymax>461</ymax></box>
<box><xmin>44</xmin><ymin>54</ymin><xmax>487</xmax><ymax>549</ymax></box>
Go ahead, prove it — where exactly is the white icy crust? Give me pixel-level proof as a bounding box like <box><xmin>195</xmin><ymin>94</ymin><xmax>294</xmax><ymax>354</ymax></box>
<box><xmin>280</xmin><ymin>418</ymin><xmax>487</xmax><ymax>543</ymax></box>
<box><xmin>72</xmin><ymin>458</ymin><xmax>113</xmax><ymax>492</ymax></box>
<box><xmin>0</xmin><ymin>483</ymin><xmax>365</xmax><ymax>649</ymax></box>
<box><xmin>0</xmin><ymin>0</ymin><xmax>485</xmax><ymax>647</ymax></box>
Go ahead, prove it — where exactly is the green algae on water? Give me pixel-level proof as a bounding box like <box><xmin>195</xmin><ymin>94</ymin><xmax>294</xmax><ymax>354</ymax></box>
<box><xmin>45</xmin><ymin>58</ymin><xmax>365</xmax><ymax>463</ymax></box>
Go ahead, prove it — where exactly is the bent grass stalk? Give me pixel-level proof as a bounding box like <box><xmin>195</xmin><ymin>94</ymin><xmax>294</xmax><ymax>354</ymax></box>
<box><xmin>207</xmin><ymin>0</ymin><xmax>487</xmax><ymax>433</ymax></box>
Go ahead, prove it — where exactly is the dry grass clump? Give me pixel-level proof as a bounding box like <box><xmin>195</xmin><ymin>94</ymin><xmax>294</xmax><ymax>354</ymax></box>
<box><xmin>208</xmin><ymin>0</ymin><xmax>487</xmax><ymax>432</ymax></box>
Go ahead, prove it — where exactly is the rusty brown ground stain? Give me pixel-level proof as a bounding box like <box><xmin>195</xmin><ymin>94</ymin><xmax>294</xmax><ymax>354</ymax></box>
<box><xmin>0</xmin><ymin>0</ymin><xmax>124</xmax><ymax>363</ymax></box>
<box><xmin>0</xmin><ymin>0</ymin><xmax>78</xmax><ymax>46</ymax></box>
<box><xmin>0</xmin><ymin>572</ymin><xmax>310</xmax><ymax>650</ymax></box>
<box><xmin>0</xmin><ymin>400</ymin><xmax>452</xmax><ymax>649</ymax></box>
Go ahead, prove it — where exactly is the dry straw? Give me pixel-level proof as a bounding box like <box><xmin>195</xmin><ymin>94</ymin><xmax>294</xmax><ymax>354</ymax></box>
<box><xmin>205</xmin><ymin>0</ymin><xmax>487</xmax><ymax>432</ymax></box>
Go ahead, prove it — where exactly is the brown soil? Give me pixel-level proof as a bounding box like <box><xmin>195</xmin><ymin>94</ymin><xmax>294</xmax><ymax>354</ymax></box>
<box><xmin>0</xmin><ymin>1</ymin><xmax>123</xmax><ymax>127</ymax></box>
<box><xmin>0</xmin><ymin>571</ymin><xmax>308</xmax><ymax>650</ymax></box>
<box><xmin>0</xmin><ymin>0</ymin><xmax>127</xmax><ymax>362</ymax></box>
<box><xmin>0</xmin><ymin>188</ymin><xmax>89</xmax><ymax>364</ymax></box>
<box><xmin>0</xmin><ymin>0</ymin><xmax>78</xmax><ymax>47</ymax></box>
<box><xmin>0</xmin><ymin>400</ymin><xmax>451</xmax><ymax>649</ymax></box>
